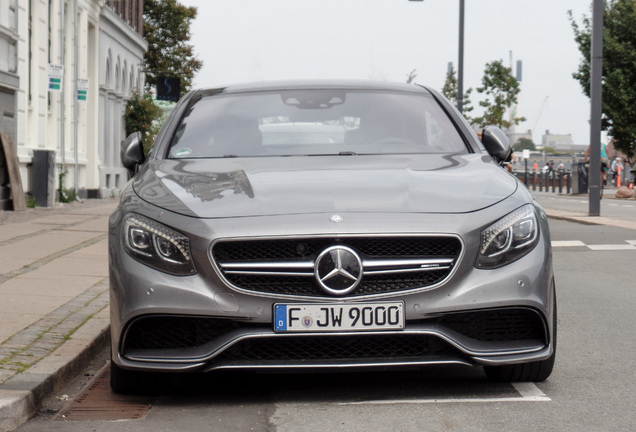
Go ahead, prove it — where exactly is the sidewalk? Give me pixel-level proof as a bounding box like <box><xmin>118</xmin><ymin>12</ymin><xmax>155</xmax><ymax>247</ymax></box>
<box><xmin>532</xmin><ymin>189</ymin><xmax>636</xmax><ymax>231</ymax></box>
<box><xmin>0</xmin><ymin>199</ymin><xmax>117</xmax><ymax>432</ymax></box>
<box><xmin>0</xmin><ymin>194</ymin><xmax>635</xmax><ymax>431</ymax></box>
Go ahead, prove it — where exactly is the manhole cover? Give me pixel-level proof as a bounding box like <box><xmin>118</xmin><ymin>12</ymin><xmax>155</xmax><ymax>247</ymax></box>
<box><xmin>56</xmin><ymin>364</ymin><xmax>154</xmax><ymax>421</ymax></box>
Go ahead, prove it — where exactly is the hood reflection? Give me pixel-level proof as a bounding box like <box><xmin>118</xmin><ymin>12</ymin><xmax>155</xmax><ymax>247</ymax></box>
<box><xmin>163</xmin><ymin>170</ymin><xmax>254</xmax><ymax>202</ymax></box>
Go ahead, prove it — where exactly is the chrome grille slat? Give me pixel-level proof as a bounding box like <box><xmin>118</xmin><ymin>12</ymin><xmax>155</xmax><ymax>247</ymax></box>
<box><xmin>211</xmin><ymin>235</ymin><xmax>462</xmax><ymax>297</ymax></box>
<box><xmin>218</xmin><ymin>257</ymin><xmax>454</xmax><ymax>277</ymax></box>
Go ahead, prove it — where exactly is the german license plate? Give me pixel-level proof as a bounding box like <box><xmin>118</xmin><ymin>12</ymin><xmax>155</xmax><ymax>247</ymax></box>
<box><xmin>274</xmin><ymin>302</ymin><xmax>404</xmax><ymax>332</ymax></box>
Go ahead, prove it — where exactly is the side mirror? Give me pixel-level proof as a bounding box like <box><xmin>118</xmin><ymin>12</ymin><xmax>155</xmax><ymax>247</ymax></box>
<box><xmin>121</xmin><ymin>132</ymin><xmax>145</xmax><ymax>176</ymax></box>
<box><xmin>481</xmin><ymin>126</ymin><xmax>512</xmax><ymax>164</ymax></box>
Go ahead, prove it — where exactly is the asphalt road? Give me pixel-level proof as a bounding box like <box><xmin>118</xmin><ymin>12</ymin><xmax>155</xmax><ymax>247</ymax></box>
<box><xmin>15</xmin><ymin>217</ymin><xmax>636</xmax><ymax>432</ymax></box>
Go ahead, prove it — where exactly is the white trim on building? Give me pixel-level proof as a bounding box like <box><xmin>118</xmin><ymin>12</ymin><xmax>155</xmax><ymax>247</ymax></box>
<box><xmin>13</xmin><ymin>0</ymin><xmax>146</xmax><ymax>200</ymax></box>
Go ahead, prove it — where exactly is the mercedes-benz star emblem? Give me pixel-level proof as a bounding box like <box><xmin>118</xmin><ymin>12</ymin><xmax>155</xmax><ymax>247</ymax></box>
<box><xmin>314</xmin><ymin>246</ymin><xmax>363</xmax><ymax>296</ymax></box>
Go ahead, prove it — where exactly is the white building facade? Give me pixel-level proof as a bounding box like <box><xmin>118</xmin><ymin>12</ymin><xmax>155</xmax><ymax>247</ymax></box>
<box><xmin>10</xmin><ymin>0</ymin><xmax>145</xmax><ymax>202</ymax></box>
<box><xmin>0</xmin><ymin>0</ymin><xmax>19</xmax><ymax>209</ymax></box>
<box><xmin>98</xmin><ymin>1</ymin><xmax>145</xmax><ymax>197</ymax></box>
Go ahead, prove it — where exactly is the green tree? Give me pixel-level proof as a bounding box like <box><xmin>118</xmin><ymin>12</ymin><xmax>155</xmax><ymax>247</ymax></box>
<box><xmin>124</xmin><ymin>91</ymin><xmax>163</xmax><ymax>155</ymax></box>
<box><xmin>441</xmin><ymin>66</ymin><xmax>473</xmax><ymax>118</ymax></box>
<box><xmin>514</xmin><ymin>137</ymin><xmax>536</xmax><ymax>152</ymax></box>
<box><xmin>569</xmin><ymin>0</ymin><xmax>636</xmax><ymax>163</ymax></box>
<box><xmin>472</xmin><ymin>60</ymin><xmax>525</xmax><ymax>129</ymax></box>
<box><xmin>144</xmin><ymin>0</ymin><xmax>203</xmax><ymax>96</ymax></box>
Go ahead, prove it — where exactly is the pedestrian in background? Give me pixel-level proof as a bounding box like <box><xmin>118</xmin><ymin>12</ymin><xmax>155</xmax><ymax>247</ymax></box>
<box><xmin>611</xmin><ymin>158</ymin><xmax>619</xmax><ymax>185</ymax></box>
<box><xmin>585</xmin><ymin>142</ymin><xmax>609</xmax><ymax>186</ymax></box>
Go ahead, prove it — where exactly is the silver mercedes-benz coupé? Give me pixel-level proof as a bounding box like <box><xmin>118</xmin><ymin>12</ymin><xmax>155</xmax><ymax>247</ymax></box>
<box><xmin>109</xmin><ymin>80</ymin><xmax>556</xmax><ymax>393</ymax></box>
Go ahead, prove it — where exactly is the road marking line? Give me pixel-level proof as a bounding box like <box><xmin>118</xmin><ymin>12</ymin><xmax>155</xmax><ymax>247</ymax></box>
<box><xmin>587</xmin><ymin>244</ymin><xmax>636</xmax><ymax>251</ymax></box>
<box><xmin>552</xmin><ymin>240</ymin><xmax>586</xmax><ymax>247</ymax></box>
<box><xmin>553</xmin><ymin>240</ymin><xmax>636</xmax><ymax>250</ymax></box>
<box><xmin>337</xmin><ymin>383</ymin><xmax>550</xmax><ymax>405</ymax></box>
<box><xmin>512</xmin><ymin>382</ymin><xmax>551</xmax><ymax>401</ymax></box>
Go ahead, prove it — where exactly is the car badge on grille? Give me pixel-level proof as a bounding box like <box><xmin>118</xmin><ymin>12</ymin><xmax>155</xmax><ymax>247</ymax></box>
<box><xmin>329</xmin><ymin>215</ymin><xmax>344</xmax><ymax>223</ymax></box>
<box><xmin>315</xmin><ymin>246</ymin><xmax>363</xmax><ymax>296</ymax></box>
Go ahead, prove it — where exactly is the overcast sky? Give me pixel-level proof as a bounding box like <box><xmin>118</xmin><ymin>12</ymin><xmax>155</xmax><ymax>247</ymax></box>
<box><xmin>180</xmin><ymin>0</ymin><xmax>594</xmax><ymax>145</ymax></box>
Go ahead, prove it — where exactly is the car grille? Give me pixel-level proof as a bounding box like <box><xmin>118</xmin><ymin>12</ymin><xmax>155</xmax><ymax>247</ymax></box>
<box><xmin>214</xmin><ymin>334</ymin><xmax>460</xmax><ymax>362</ymax></box>
<box><xmin>121</xmin><ymin>308</ymin><xmax>546</xmax><ymax>361</ymax></box>
<box><xmin>436</xmin><ymin>308</ymin><xmax>547</xmax><ymax>342</ymax></box>
<box><xmin>211</xmin><ymin>236</ymin><xmax>462</xmax><ymax>297</ymax></box>
<box><xmin>122</xmin><ymin>316</ymin><xmax>252</xmax><ymax>352</ymax></box>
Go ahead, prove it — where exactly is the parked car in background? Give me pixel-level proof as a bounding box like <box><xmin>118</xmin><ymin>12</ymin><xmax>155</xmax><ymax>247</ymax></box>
<box><xmin>109</xmin><ymin>80</ymin><xmax>556</xmax><ymax>393</ymax></box>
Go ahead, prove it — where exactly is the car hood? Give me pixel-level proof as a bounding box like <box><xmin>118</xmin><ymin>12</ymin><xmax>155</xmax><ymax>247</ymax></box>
<box><xmin>132</xmin><ymin>154</ymin><xmax>518</xmax><ymax>218</ymax></box>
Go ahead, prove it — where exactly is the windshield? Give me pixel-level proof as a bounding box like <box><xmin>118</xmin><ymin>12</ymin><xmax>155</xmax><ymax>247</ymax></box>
<box><xmin>167</xmin><ymin>89</ymin><xmax>468</xmax><ymax>158</ymax></box>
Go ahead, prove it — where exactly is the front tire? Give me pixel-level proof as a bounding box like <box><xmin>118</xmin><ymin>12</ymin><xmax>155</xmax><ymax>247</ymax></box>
<box><xmin>483</xmin><ymin>352</ymin><xmax>555</xmax><ymax>382</ymax></box>
<box><xmin>110</xmin><ymin>359</ymin><xmax>145</xmax><ymax>394</ymax></box>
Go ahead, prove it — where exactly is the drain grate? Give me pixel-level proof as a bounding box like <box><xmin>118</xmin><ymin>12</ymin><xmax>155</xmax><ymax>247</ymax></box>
<box><xmin>56</xmin><ymin>364</ymin><xmax>154</xmax><ymax>421</ymax></box>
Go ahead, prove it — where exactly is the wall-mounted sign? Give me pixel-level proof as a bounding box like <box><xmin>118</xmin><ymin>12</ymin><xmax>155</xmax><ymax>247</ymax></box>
<box><xmin>77</xmin><ymin>79</ymin><xmax>89</xmax><ymax>101</ymax></box>
<box><xmin>48</xmin><ymin>64</ymin><xmax>64</xmax><ymax>92</ymax></box>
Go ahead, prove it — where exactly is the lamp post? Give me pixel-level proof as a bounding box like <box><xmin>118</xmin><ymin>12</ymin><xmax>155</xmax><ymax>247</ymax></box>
<box><xmin>588</xmin><ymin>0</ymin><xmax>603</xmax><ymax>216</ymax></box>
<box><xmin>409</xmin><ymin>0</ymin><xmax>465</xmax><ymax>114</ymax></box>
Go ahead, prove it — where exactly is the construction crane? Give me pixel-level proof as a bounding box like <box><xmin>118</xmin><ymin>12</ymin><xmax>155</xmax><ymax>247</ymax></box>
<box><xmin>531</xmin><ymin>96</ymin><xmax>549</xmax><ymax>140</ymax></box>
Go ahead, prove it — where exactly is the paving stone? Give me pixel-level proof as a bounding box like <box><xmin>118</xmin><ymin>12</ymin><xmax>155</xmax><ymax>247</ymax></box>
<box><xmin>0</xmin><ymin>367</ymin><xmax>16</xmax><ymax>381</ymax></box>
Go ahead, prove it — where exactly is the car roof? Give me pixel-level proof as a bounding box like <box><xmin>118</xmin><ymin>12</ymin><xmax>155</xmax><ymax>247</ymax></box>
<box><xmin>192</xmin><ymin>80</ymin><xmax>433</xmax><ymax>98</ymax></box>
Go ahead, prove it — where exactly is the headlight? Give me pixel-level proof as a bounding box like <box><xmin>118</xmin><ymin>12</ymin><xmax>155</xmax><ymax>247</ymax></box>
<box><xmin>475</xmin><ymin>204</ymin><xmax>539</xmax><ymax>269</ymax></box>
<box><xmin>123</xmin><ymin>213</ymin><xmax>196</xmax><ymax>275</ymax></box>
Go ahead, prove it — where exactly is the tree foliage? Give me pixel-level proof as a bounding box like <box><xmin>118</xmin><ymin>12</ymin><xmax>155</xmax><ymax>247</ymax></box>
<box><xmin>514</xmin><ymin>137</ymin><xmax>536</xmax><ymax>152</ymax></box>
<box><xmin>124</xmin><ymin>91</ymin><xmax>162</xmax><ymax>155</ymax></box>
<box><xmin>144</xmin><ymin>0</ymin><xmax>203</xmax><ymax>96</ymax></box>
<box><xmin>569</xmin><ymin>0</ymin><xmax>636</xmax><ymax>163</ymax></box>
<box><xmin>441</xmin><ymin>66</ymin><xmax>473</xmax><ymax>118</ymax></box>
<box><xmin>472</xmin><ymin>60</ymin><xmax>525</xmax><ymax>129</ymax></box>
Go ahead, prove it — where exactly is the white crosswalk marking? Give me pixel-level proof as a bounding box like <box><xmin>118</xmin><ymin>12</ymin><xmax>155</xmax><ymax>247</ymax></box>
<box><xmin>552</xmin><ymin>240</ymin><xmax>636</xmax><ymax>250</ymax></box>
<box><xmin>552</xmin><ymin>241</ymin><xmax>585</xmax><ymax>247</ymax></box>
<box><xmin>587</xmin><ymin>244</ymin><xmax>636</xmax><ymax>251</ymax></box>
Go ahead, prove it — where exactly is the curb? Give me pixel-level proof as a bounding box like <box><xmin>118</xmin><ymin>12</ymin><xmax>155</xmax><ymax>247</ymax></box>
<box><xmin>0</xmin><ymin>314</ymin><xmax>110</xmax><ymax>432</ymax></box>
<box><xmin>544</xmin><ymin>209</ymin><xmax>636</xmax><ymax>231</ymax></box>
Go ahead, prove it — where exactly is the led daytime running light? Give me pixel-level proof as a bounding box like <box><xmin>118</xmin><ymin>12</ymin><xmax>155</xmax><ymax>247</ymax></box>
<box><xmin>480</xmin><ymin>207</ymin><xmax>533</xmax><ymax>256</ymax></box>
<box><xmin>128</xmin><ymin>216</ymin><xmax>191</xmax><ymax>261</ymax></box>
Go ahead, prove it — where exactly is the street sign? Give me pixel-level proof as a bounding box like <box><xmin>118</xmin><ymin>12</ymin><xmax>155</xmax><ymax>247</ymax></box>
<box><xmin>48</xmin><ymin>64</ymin><xmax>64</xmax><ymax>92</ymax></box>
<box><xmin>77</xmin><ymin>79</ymin><xmax>89</xmax><ymax>101</ymax></box>
<box><xmin>157</xmin><ymin>76</ymin><xmax>181</xmax><ymax>101</ymax></box>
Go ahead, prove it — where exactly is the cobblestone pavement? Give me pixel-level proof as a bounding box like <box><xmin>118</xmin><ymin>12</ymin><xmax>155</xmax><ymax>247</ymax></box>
<box><xmin>0</xmin><ymin>198</ymin><xmax>117</xmax><ymax>432</ymax></box>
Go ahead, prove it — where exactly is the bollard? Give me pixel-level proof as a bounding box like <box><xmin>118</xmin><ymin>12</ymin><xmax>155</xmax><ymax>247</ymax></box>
<box><xmin>533</xmin><ymin>171</ymin><xmax>536</xmax><ymax>191</ymax></box>
<box><xmin>567</xmin><ymin>172</ymin><xmax>571</xmax><ymax>194</ymax></box>
<box><xmin>558</xmin><ymin>172</ymin><xmax>563</xmax><ymax>194</ymax></box>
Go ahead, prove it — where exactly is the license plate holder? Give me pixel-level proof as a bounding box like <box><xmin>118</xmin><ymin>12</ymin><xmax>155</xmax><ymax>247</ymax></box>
<box><xmin>274</xmin><ymin>302</ymin><xmax>404</xmax><ymax>332</ymax></box>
